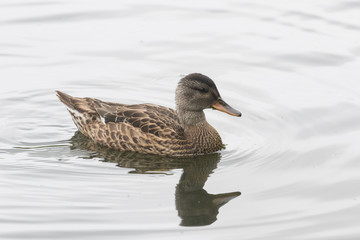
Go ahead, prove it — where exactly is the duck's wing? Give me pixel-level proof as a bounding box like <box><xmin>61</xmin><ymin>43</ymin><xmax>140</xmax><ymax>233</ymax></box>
<box><xmin>95</xmin><ymin>102</ymin><xmax>185</xmax><ymax>140</ymax></box>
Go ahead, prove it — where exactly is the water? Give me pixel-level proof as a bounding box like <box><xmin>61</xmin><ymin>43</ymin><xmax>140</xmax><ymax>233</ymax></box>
<box><xmin>1</xmin><ymin>0</ymin><xmax>360</xmax><ymax>239</ymax></box>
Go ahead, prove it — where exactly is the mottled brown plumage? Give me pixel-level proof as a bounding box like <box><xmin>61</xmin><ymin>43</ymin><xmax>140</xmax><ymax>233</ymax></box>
<box><xmin>56</xmin><ymin>73</ymin><xmax>241</xmax><ymax>156</ymax></box>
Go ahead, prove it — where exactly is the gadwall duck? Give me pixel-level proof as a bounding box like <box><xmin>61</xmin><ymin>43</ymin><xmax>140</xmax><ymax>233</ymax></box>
<box><xmin>56</xmin><ymin>73</ymin><xmax>241</xmax><ymax>156</ymax></box>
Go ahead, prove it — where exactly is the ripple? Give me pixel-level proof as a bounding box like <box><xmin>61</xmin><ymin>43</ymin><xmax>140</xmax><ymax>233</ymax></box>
<box><xmin>2</xmin><ymin>10</ymin><xmax>125</xmax><ymax>24</ymax></box>
<box><xmin>328</xmin><ymin>1</ymin><xmax>360</xmax><ymax>11</ymax></box>
<box><xmin>1</xmin><ymin>0</ymin><xmax>360</xmax><ymax>239</ymax></box>
<box><xmin>271</xmin><ymin>52</ymin><xmax>354</xmax><ymax>67</ymax></box>
<box><xmin>284</xmin><ymin>10</ymin><xmax>360</xmax><ymax>31</ymax></box>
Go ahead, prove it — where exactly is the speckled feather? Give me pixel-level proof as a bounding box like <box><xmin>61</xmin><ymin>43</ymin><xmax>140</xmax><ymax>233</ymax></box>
<box><xmin>56</xmin><ymin>73</ymin><xmax>241</xmax><ymax>156</ymax></box>
<box><xmin>56</xmin><ymin>91</ymin><xmax>223</xmax><ymax>156</ymax></box>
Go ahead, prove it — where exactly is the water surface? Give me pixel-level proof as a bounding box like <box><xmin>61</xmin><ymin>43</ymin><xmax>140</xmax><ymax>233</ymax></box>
<box><xmin>1</xmin><ymin>0</ymin><xmax>360</xmax><ymax>239</ymax></box>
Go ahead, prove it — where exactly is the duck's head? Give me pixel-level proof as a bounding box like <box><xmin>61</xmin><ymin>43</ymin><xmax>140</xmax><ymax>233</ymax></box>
<box><xmin>175</xmin><ymin>73</ymin><xmax>241</xmax><ymax>117</ymax></box>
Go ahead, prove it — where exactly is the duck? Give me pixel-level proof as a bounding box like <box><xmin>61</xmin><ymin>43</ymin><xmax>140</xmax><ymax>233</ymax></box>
<box><xmin>56</xmin><ymin>73</ymin><xmax>241</xmax><ymax>156</ymax></box>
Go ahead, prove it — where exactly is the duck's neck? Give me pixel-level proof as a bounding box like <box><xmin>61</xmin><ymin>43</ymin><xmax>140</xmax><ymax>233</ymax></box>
<box><xmin>177</xmin><ymin>109</ymin><xmax>223</xmax><ymax>153</ymax></box>
<box><xmin>177</xmin><ymin>109</ymin><xmax>206</xmax><ymax>128</ymax></box>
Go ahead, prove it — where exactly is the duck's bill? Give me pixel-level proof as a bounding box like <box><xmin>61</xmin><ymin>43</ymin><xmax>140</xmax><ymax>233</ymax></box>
<box><xmin>212</xmin><ymin>99</ymin><xmax>242</xmax><ymax>117</ymax></box>
<box><xmin>212</xmin><ymin>191</ymin><xmax>241</xmax><ymax>206</ymax></box>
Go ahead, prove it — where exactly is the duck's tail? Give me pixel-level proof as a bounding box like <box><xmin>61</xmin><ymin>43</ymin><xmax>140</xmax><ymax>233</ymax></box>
<box><xmin>56</xmin><ymin>91</ymin><xmax>97</xmax><ymax>114</ymax></box>
<box><xmin>56</xmin><ymin>91</ymin><xmax>76</xmax><ymax>109</ymax></box>
<box><xmin>56</xmin><ymin>91</ymin><xmax>101</xmax><ymax>136</ymax></box>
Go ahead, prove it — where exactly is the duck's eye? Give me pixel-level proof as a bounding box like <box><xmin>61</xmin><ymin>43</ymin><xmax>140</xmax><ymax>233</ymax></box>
<box><xmin>189</xmin><ymin>86</ymin><xmax>208</xmax><ymax>93</ymax></box>
<box><xmin>197</xmin><ymin>87</ymin><xmax>208</xmax><ymax>93</ymax></box>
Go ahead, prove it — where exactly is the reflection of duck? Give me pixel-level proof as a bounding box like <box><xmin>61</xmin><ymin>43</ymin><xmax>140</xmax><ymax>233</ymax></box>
<box><xmin>175</xmin><ymin>156</ymin><xmax>241</xmax><ymax>226</ymax></box>
<box><xmin>57</xmin><ymin>73</ymin><xmax>241</xmax><ymax>156</ymax></box>
<box><xmin>70</xmin><ymin>131</ymin><xmax>241</xmax><ymax>226</ymax></box>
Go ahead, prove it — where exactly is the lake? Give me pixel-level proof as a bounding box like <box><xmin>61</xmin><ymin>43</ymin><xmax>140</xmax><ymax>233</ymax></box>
<box><xmin>1</xmin><ymin>0</ymin><xmax>360</xmax><ymax>239</ymax></box>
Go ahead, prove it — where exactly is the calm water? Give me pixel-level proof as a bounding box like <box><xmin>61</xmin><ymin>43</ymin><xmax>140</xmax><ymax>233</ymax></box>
<box><xmin>1</xmin><ymin>0</ymin><xmax>360</xmax><ymax>239</ymax></box>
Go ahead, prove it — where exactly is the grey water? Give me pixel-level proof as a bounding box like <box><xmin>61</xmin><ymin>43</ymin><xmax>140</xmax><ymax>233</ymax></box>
<box><xmin>1</xmin><ymin>0</ymin><xmax>360</xmax><ymax>239</ymax></box>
